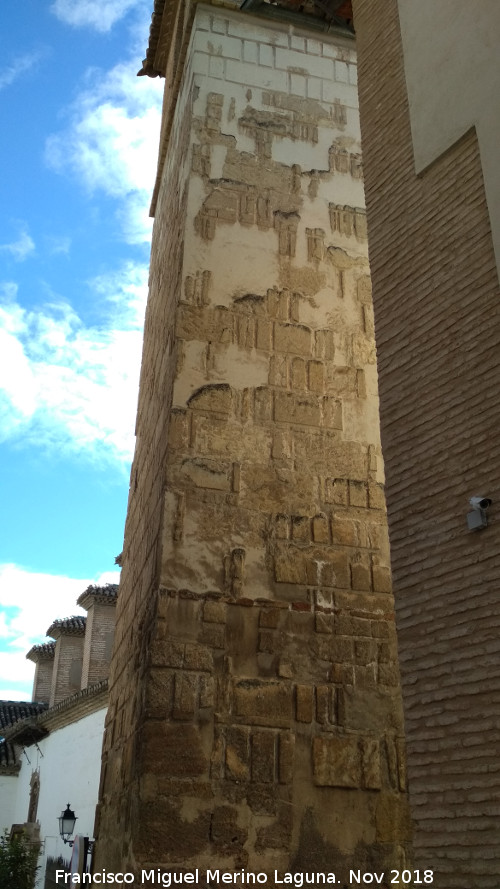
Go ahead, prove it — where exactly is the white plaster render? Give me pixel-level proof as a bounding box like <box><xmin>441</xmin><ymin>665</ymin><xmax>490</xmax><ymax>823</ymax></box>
<box><xmin>191</xmin><ymin>6</ymin><xmax>356</xmax><ymax>66</ymax></box>
<box><xmin>172</xmin><ymin>341</ymin><xmax>269</xmax><ymax>406</ymax></box>
<box><xmin>156</xmin><ymin>5</ymin><xmax>382</xmax><ymax>588</ymax></box>
<box><xmin>343</xmin><ymin>397</ymin><xmax>383</xmax><ymax>457</ymax></box>
<box><xmin>0</xmin><ymin>774</ymin><xmax>19</xmax><ymax>835</ymax></box>
<box><xmin>397</xmin><ymin>0</ymin><xmax>500</xmax><ymax>277</ymax></box>
<box><xmin>5</xmin><ymin>708</ymin><xmax>106</xmax><ymax>888</ymax></box>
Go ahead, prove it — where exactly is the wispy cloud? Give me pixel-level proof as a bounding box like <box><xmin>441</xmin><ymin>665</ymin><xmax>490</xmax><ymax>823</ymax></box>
<box><xmin>45</xmin><ymin>234</ymin><xmax>72</xmax><ymax>256</ymax></box>
<box><xmin>46</xmin><ymin>58</ymin><xmax>162</xmax><ymax>244</ymax></box>
<box><xmin>0</xmin><ymin>263</ymin><xmax>147</xmax><ymax>465</ymax></box>
<box><xmin>50</xmin><ymin>0</ymin><xmax>144</xmax><ymax>33</ymax></box>
<box><xmin>0</xmin><ymin>563</ymin><xmax>120</xmax><ymax>700</ymax></box>
<box><xmin>0</xmin><ymin>226</ymin><xmax>35</xmax><ymax>262</ymax></box>
<box><xmin>0</xmin><ymin>50</ymin><xmax>47</xmax><ymax>91</ymax></box>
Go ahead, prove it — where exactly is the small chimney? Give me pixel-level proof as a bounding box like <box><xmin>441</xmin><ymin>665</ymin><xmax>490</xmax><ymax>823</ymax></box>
<box><xmin>26</xmin><ymin>642</ymin><xmax>56</xmax><ymax>703</ymax></box>
<box><xmin>46</xmin><ymin>617</ymin><xmax>86</xmax><ymax>706</ymax></box>
<box><xmin>77</xmin><ymin>584</ymin><xmax>118</xmax><ymax>689</ymax></box>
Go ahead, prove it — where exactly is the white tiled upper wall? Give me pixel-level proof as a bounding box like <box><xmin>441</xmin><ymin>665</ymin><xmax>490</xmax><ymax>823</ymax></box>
<box><xmin>190</xmin><ymin>5</ymin><xmax>358</xmax><ymax>107</ymax></box>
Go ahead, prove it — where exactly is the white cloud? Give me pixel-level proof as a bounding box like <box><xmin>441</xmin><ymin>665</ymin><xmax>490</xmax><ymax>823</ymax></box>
<box><xmin>46</xmin><ymin>58</ymin><xmax>162</xmax><ymax>243</ymax></box>
<box><xmin>0</xmin><ymin>51</ymin><xmax>47</xmax><ymax>91</ymax></box>
<box><xmin>50</xmin><ymin>0</ymin><xmax>143</xmax><ymax>33</ymax></box>
<box><xmin>0</xmin><ymin>226</ymin><xmax>35</xmax><ymax>262</ymax></box>
<box><xmin>0</xmin><ymin>263</ymin><xmax>147</xmax><ymax>464</ymax></box>
<box><xmin>0</xmin><ymin>564</ymin><xmax>120</xmax><ymax>701</ymax></box>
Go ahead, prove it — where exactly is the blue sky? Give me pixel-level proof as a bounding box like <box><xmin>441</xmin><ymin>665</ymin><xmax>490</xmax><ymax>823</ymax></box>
<box><xmin>0</xmin><ymin>0</ymin><xmax>163</xmax><ymax>699</ymax></box>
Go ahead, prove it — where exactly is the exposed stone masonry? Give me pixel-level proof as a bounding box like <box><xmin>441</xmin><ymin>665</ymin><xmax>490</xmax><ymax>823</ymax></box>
<box><xmin>94</xmin><ymin>4</ymin><xmax>410</xmax><ymax>883</ymax></box>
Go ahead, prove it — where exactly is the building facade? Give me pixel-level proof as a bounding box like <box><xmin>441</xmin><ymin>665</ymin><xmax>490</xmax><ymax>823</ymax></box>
<box><xmin>94</xmin><ymin>1</ymin><xmax>410</xmax><ymax>882</ymax></box>
<box><xmin>352</xmin><ymin>1</ymin><xmax>500</xmax><ymax>885</ymax></box>
<box><xmin>0</xmin><ymin>585</ymin><xmax>117</xmax><ymax>888</ymax></box>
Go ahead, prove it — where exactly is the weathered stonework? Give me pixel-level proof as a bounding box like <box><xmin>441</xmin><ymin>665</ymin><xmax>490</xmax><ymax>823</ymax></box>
<box><xmin>94</xmin><ymin>4</ymin><xmax>410</xmax><ymax>883</ymax></box>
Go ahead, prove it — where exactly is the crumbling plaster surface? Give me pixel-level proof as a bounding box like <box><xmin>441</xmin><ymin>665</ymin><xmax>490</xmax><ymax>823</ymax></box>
<box><xmin>94</xmin><ymin>5</ymin><xmax>410</xmax><ymax>881</ymax></box>
<box><xmin>160</xmin><ymin>9</ymin><xmax>381</xmax><ymax>596</ymax></box>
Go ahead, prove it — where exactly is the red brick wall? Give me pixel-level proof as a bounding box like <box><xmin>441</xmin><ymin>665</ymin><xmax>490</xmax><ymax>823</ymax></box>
<box><xmin>353</xmin><ymin>0</ymin><xmax>500</xmax><ymax>884</ymax></box>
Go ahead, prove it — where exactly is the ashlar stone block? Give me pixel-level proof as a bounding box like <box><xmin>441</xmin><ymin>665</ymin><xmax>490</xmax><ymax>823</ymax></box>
<box><xmin>234</xmin><ymin>679</ymin><xmax>293</xmax><ymax>728</ymax></box>
<box><xmin>274</xmin><ymin>322</ymin><xmax>313</xmax><ymax>356</ymax></box>
<box><xmin>313</xmin><ymin>735</ymin><xmax>362</xmax><ymax>788</ymax></box>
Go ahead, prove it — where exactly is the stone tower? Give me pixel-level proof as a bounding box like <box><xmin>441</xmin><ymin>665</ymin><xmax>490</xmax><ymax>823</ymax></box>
<box><xmin>94</xmin><ymin>1</ymin><xmax>410</xmax><ymax>882</ymax></box>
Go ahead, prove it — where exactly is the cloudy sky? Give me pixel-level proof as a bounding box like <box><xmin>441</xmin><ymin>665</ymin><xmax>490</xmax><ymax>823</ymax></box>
<box><xmin>0</xmin><ymin>0</ymin><xmax>163</xmax><ymax>700</ymax></box>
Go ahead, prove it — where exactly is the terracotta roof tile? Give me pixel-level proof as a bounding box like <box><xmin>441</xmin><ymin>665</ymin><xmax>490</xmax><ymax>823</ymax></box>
<box><xmin>0</xmin><ymin>700</ymin><xmax>48</xmax><ymax>731</ymax></box>
<box><xmin>138</xmin><ymin>0</ymin><xmax>166</xmax><ymax>77</ymax></box>
<box><xmin>76</xmin><ymin>583</ymin><xmax>119</xmax><ymax>608</ymax></box>
<box><xmin>26</xmin><ymin>641</ymin><xmax>56</xmax><ymax>662</ymax></box>
<box><xmin>0</xmin><ymin>739</ymin><xmax>19</xmax><ymax>767</ymax></box>
<box><xmin>46</xmin><ymin>615</ymin><xmax>86</xmax><ymax>639</ymax></box>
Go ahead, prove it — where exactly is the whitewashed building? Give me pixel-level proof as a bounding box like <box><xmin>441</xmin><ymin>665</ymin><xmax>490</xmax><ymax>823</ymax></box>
<box><xmin>0</xmin><ymin>585</ymin><xmax>117</xmax><ymax>888</ymax></box>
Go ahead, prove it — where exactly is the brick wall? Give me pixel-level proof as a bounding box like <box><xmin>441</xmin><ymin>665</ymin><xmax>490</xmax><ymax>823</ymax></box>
<box><xmin>81</xmin><ymin>601</ymin><xmax>117</xmax><ymax>688</ymax></box>
<box><xmin>95</xmin><ymin>4</ymin><xmax>410</xmax><ymax>880</ymax></box>
<box><xmin>28</xmin><ymin>645</ymin><xmax>55</xmax><ymax>703</ymax></box>
<box><xmin>353</xmin><ymin>0</ymin><xmax>500</xmax><ymax>885</ymax></box>
<box><xmin>33</xmin><ymin>661</ymin><xmax>53</xmax><ymax>703</ymax></box>
<box><xmin>50</xmin><ymin>634</ymin><xmax>85</xmax><ymax>707</ymax></box>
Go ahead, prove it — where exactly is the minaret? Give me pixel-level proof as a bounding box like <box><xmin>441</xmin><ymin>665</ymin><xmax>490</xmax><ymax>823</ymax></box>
<box><xmin>94</xmin><ymin>1</ymin><xmax>411</xmax><ymax>880</ymax></box>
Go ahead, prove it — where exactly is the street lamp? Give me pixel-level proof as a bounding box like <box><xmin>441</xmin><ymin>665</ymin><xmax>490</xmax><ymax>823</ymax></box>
<box><xmin>57</xmin><ymin>804</ymin><xmax>94</xmax><ymax>874</ymax></box>
<box><xmin>58</xmin><ymin>803</ymin><xmax>77</xmax><ymax>845</ymax></box>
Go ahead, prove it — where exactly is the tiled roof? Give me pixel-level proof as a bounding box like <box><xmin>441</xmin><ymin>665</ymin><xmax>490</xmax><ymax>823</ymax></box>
<box><xmin>138</xmin><ymin>0</ymin><xmax>353</xmax><ymax>77</ymax></box>
<box><xmin>2</xmin><ymin>681</ymin><xmax>108</xmax><ymax>744</ymax></box>
<box><xmin>26</xmin><ymin>641</ymin><xmax>56</xmax><ymax>662</ymax></box>
<box><xmin>0</xmin><ymin>739</ymin><xmax>19</xmax><ymax>768</ymax></box>
<box><xmin>46</xmin><ymin>616</ymin><xmax>86</xmax><ymax>638</ymax></box>
<box><xmin>76</xmin><ymin>583</ymin><xmax>119</xmax><ymax>608</ymax></box>
<box><xmin>0</xmin><ymin>700</ymin><xmax>48</xmax><ymax>731</ymax></box>
<box><xmin>137</xmin><ymin>0</ymin><xmax>166</xmax><ymax>77</ymax></box>
<box><xmin>241</xmin><ymin>0</ymin><xmax>353</xmax><ymax>28</ymax></box>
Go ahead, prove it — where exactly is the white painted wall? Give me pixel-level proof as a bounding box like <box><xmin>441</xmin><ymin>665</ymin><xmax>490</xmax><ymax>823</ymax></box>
<box><xmin>1</xmin><ymin>707</ymin><xmax>105</xmax><ymax>887</ymax></box>
<box><xmin>397</xmin><ymin>0</ymin><xmax>500</xmax><ymax>277</ymax></box>
<box><xmin>0</xmin><ymin>773</ymin><xmax>20</xmax><ymax>833</ymax></box>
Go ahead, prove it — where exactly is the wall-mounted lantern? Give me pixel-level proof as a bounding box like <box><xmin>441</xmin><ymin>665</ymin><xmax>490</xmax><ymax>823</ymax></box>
<box><xmin>58</xmin><ymin>803</ymin><xmax>77</xmax><ymax>845</ymax></box>
<box><xmin>58</xmin><ymin>804</ymin><xmax>95</xmax><ymax>875</ymax></box>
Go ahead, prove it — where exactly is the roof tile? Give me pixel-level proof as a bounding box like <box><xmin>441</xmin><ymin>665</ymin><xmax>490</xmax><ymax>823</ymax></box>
<box><xmin>26</xmin><ymin>641</ymin><xmax>56</xmax><ymax>662</ymax></box>
<box><xmin>76</xmin><ymin>583</ymin><xmax>118</xmax><ymax>608</ymax></box>
<box><xmin>0</xmin><ymin>700</ymin><xmax>48</xmax><ymax>731</ymax></box>
<box><xmin>46</xmin><ymin>616</ymin><xmax>86</xmax><ymax>638</ymax></box>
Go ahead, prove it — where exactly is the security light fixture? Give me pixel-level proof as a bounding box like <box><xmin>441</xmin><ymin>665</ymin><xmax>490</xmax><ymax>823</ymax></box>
<box><xmin>58</xmin><ymin>803</ymin><xmax>77</xmax><ymax>844</ymax></box>
<box><xmin>467</xmin><ymin>495</ymin><xmax>492</xmax><ymax>531</ymax></box>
